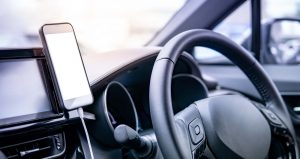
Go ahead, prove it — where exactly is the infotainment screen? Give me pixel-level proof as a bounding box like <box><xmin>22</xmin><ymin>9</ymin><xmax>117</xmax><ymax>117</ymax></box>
<box><xmin>0</xmin><ymin>59</ymin><xmax>55</xmax><ymax>124</ymax></box>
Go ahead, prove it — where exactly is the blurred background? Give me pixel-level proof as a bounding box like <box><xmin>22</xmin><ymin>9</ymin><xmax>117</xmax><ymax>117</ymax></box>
<box><xmin>0</xmin><ymin>0</ymin><xmax>185</xmax><ymax>53</ymax></box>
<box><xmin>1</xmin><ymin>0</ymin><xmax>300</xmax><ymax>55</ymax></box>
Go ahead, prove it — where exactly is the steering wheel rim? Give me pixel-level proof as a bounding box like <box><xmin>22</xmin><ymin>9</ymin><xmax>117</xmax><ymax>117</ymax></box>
<box><xmin>149</xmin><ymin>29</ymin><xmax>298</xmax><ymax>159</ymax></box>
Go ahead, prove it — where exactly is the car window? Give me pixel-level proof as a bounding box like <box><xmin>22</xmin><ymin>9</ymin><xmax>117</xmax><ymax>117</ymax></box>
<box><xmin>194</xmin><ymin>0</ymin><xmax>300</xmax><ymax>64</ymax></box>
<box><xmin>193</xmin><ymin>1</ymin><xmax>250</xmax><ymax>63</ymax></box>
<box><xmin>0</xmin><ymin>0</ymin><xmax>186</xmax><ymax>54</ymax></box>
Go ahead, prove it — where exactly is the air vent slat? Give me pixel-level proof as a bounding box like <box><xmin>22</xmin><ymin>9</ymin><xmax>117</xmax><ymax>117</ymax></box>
<box><xmin>1</xmin><ymin>133</ymin><xmax>64</xmax><ymax>159</ymax></box>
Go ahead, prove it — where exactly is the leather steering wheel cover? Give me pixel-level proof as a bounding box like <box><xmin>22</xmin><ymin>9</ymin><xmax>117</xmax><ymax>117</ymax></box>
<box><xmin>149</xmin><ymin>29</ymin><xmax>298</xmax><ymax>158</ymax></box>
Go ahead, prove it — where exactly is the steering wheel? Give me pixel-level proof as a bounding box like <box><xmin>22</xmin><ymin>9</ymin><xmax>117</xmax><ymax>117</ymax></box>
<box><xmin>149</xmin><ymin>29</ymin><xmax>298</xmax><ymax>159</ymax></box>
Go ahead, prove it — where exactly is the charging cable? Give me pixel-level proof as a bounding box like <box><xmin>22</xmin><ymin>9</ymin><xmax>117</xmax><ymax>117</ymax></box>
<box><xmin>78</xmin><ymin>107</ymin><xmax>95</xmax><ymax>159</ymax></box>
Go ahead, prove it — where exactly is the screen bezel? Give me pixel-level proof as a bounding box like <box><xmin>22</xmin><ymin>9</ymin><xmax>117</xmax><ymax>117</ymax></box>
<box><xmin>40</xmin><ymin>23</ymin><xmax>93</xmax><ymax>110</ymax></box>
<box><xmin>0</xmin><ymin>57</ymin><xmax>62</xmax><ymax>128</ymax></box>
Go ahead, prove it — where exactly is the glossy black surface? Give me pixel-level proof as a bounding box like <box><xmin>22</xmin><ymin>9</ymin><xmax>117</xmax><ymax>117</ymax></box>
<box><xmin>0</xmin><ymin>50</ymin><xmax>62</xmax><ymax>128</ymax></box>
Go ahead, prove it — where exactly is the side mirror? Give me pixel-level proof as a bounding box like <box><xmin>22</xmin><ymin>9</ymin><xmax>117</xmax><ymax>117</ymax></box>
<box><xmin>268</xmin><ymin>18</ymin><xmax>300</xmax><ymax>64</ymax></box>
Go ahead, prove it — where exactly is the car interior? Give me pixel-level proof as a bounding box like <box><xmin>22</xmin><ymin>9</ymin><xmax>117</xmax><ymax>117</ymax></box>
<box><xmin>1</xmin><ymin>0</ymin><xmax>300</xmax><ymax>159</ymax></box>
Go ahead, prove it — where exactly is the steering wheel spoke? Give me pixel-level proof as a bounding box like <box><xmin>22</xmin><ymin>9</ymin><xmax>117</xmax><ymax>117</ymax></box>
<box><xmin>174</xmin><ymin>104</ymin><xmax>206</xmax><ymax>159</ymax></box>
<box><xmin>254</xmin><ymin>102</ymin><xmax>297</xmax><ymax>157</ymax></box>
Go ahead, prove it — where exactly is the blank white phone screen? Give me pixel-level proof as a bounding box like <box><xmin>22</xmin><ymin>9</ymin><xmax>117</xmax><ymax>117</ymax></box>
<box><xmin>45</xmin><ymin>32</ymin><xmax>91</xmax><ymax>101</ymax></box>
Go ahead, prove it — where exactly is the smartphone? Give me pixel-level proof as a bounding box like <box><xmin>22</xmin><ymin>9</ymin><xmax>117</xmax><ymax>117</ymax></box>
<box><xmin>39</xmin><ymin>23</ymin><xmax>93</xmax><ymax>110</ymax></box>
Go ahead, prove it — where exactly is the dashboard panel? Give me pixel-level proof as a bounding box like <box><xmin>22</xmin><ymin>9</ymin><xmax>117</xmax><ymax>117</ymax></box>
<box><xmin>0</xmin><ymin>47</ymin><xmax>217</xmax><ymax>159</ymax></box>
<box><xmin>0</xmin><ymin>46</ymin><xmax>284</xmax><ymax>159</ymax></box>
<box><xmin>86</xmin><ymin>50</ymin><xmax>211</xmax><ymax>152</ymax></box>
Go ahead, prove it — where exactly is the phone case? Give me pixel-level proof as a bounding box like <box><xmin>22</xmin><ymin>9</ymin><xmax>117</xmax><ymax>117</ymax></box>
<box><xmin>39</xmin><ymin>22</ymin><xmax>93</xmax><ymax>110</ymax></box>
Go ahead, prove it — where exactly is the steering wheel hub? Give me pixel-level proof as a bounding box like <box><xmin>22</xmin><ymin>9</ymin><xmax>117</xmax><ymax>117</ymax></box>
<box><xmin>196</xmin><ymin>95</ymin><xmax>271</xmax><ymax>158</ymax></box>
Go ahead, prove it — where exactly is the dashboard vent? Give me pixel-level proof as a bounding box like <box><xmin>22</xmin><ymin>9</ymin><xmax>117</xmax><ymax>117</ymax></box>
<box><xmin>1</xmin><ymin>134</ymin><xmax>64</xmax><ymax>159</ymax></box>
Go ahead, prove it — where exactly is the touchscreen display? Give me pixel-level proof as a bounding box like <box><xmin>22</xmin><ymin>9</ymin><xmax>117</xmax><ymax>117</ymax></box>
<box><xmin>0</xmin><ymin>59</ymin><xmax>52</xmax><ymax>120</ymax></box>
<box><xmin>45</xmin><ymin>32</ymin><xmax>91</xmax><ymax>101</ymax></box>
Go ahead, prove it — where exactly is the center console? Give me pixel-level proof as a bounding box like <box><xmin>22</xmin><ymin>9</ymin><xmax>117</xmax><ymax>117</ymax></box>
<box><xmin>0</xmin><ymin>48</ymin><xmax>86</xmax><ymax>159</ymax></box>
<box><xmin>0</xmin><ymin>49</ymin><xmax>62</xmax><ymax>128</ymax></box>
<box><xmin>1</xmin><ymin>133</ymin><xmax>65</xmax><ymax>159</ymax></box>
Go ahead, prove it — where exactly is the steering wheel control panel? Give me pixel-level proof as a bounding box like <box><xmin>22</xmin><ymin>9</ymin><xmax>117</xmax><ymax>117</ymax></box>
<box><xmin>188</xmin><ymin>118</ymin><xmax>205</xmax><ymax>145</ymax></box>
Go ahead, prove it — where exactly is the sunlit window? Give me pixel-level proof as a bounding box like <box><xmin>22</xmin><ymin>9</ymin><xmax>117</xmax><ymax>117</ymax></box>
<box><xmin>0</xmin><ymin>0</ymin><xmax>186</xmax><ymax>54</ymax></box>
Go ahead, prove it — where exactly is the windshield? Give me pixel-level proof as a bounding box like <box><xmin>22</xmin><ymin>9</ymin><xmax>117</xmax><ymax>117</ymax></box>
<box><xmin>0</xmin><ymin>0</ymin><xmax>186</xmax><ymax>54</ymax></box>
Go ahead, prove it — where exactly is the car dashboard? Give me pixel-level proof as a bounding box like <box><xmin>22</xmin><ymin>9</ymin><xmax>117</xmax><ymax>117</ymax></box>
<box><xmin>0</xmin><ymin>47</ymin><xmax>241</xmax><ymax>159</ymax></box>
